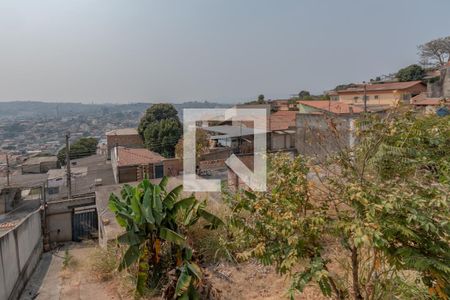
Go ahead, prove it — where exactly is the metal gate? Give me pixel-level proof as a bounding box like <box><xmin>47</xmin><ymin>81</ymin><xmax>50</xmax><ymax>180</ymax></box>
<box><xmin>155</xmin><ymin>164</ymin><xmax>164</xmax><ymax>178</ymax></box>
<box><xmin>72</xmin><ymin>205</ymin><xmax>98</xmax><ymax>242</ymax></box>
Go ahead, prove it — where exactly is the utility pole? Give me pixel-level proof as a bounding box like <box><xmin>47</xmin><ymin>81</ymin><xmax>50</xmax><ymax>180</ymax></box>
<box><xmin>363</xmin><ymin>82</ymin><xmax>367</xmax><ymax>113</ymax></box>
<box><xmin>6</xmin><ymin>153</ymin><xmax>10</xmax><ymax>186</ymax></box>
<box><xmin>65</xmin><ymin>133</ymin><xmax>72</xmax><ymax>199</ymax></box>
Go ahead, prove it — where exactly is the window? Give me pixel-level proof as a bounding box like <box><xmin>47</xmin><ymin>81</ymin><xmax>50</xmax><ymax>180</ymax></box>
<box><xmin>363</xmin><ymin>95</ymin><xmax>369</xmax><ymax>100</ymax></box>
<box><xmin>374</xmin><ymin>95</ymin><xmax>379</xmax><ymax>99</ymax></box>
<box><xmin>47</xmin><ymin>187</ymin><xmax>59</xmax><ymax>195</ymax></box>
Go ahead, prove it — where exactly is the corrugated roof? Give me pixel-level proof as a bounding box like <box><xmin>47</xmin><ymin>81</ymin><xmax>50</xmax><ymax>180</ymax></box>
<box><xmin>205</xmin><ymin>125</ymin><xmax>267</xmax><ymax>138</ymax></box>
<box><xmin>106</xmin><ymin>128</ymin><xmax>139</xmax><ymax>136</ymax></box>
<box><xmin>337</xmin><ymin>81</ymin><xmax>424</xmax><ymax>93</ymax></box>
<box><xmin>22</xmin><ymin>156</ymin><xmax>57</xmax><ymax>166</ymax></box>
<box><xmin>116</xmin><ymin>147</ymin><xmax>164</xmax><ymax>167</ymax></box>
<box><xmin>270</xmin><ymin>111</ymin><xmax>297</xmax><ymax>131</ymax></box>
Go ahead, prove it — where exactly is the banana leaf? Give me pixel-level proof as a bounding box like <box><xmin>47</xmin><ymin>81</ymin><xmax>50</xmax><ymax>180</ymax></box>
<box><xmin>159</xmin><ymin>227</ymin><xmax>186</xmax><ymax>246</ymax></box>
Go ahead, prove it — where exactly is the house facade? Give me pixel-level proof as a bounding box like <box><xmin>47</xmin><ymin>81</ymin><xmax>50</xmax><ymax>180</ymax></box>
<box><xmin>269</xmin><ymin>110</ymin><xmax>296</xmax><ymax>151</ymax></box>
<box><xmin>336</xmin><ymin>81</ymin><xmax>427</xmax><ymax>106</ymax></box>
<box><xmin>21</xmin><ymin>156</ymin><xmax>59</xmax><ymax>174</ymax></box>
<box><xmin>106</xmin><ymin>128</ymin><xmax>144</xmax><ymax>159</ymax></box>
<box><xmin>111</xmin><ymin>147</ymin><xmax>165</xmax><ymax>183</ymax></box>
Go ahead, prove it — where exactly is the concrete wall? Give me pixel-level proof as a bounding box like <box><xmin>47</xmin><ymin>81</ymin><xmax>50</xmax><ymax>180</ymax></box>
<box><xmin>0</xmin><ymin>209</ymin><xmax>42</xmax><ymax>300</ymax></box>
<box><xmin>443</xmin><ymin>67</ymin><xmax>450</xmax><ymax>97</ymax></box>
<box><xmin>427</xmin><ymin>80</ymin><xmax>442</xmax><ymax>98</ymax></box>
<box><xmin>163</xmin><ymin>158</ymin><xmax>183</xmax><ymax>177</ymax></box>
<box><xmin>118</xmin><ymin>166</ymin><xmax>139</xmax><ymax>183</ymax></box>
<box><xmin>21</xmin><ymin>164</ymin><xmax>41</xmax><ymax>174</ymax></box>
<box><xmin>227</xmin><ymin>154</ymin><xmax>254</xmax><ymax>191</ymax></box>
<box><xmin>270</xmin><ymin>132</ymin><xmax>294</xmax><ymax>151</ymax></box>
<box><xmin>0</xmin><ymin>188</ymin><xmax>22</xmax><ymax>215</ymax></box>
<box><xmin>200</xmin><ymin>148</ymin><xmax>232</xmax><ymax>161</ymax></box>
<box><xmin>296</xmin><ymin>113</ymin><xmax>353</xmax><ymax>159</ymax></box>
<box><xmin>106</xmin><ymin>134</ymin><xmax>143</xmax><ymax>159</ymax></box>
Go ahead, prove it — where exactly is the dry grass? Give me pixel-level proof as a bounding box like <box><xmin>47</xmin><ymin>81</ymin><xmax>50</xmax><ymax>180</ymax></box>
<box><xmin>89</xmin><ymin>246</ymin><xmax>119</xmax><ymax>281</ymax></box>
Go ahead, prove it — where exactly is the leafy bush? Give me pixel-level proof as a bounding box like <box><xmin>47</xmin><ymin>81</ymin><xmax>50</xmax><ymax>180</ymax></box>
<box><xmin>396</xmin><ymin>64</ymin><xmax>426</xmax><ymax>82</ymax></box>
<box><xmin>228</xmin><ymin>112</ymin><xmax>450</xmax><ymax>299</ymax></box>
<box><xmin>57</xmin><ymin>137</ymin><xmax>98</xmax><ymax>165</ymax></box>
<box><xmin>109</xmin><ymin>177</ymin><xmax>223</xmax><ymax>298</ymax></box>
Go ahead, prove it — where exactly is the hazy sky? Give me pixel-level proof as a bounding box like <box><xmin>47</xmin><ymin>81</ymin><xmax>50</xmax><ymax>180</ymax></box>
<box><xmin>0</xmin><ymin>0</ymin><xmax>449</xmax><ymax>104</ymax></box>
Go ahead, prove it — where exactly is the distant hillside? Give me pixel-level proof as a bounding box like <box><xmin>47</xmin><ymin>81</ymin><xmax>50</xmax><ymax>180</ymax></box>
<box><xmin>0</xmin><ymin>101</ymin><xmax>230</xmax><ymax>120</ymax></box>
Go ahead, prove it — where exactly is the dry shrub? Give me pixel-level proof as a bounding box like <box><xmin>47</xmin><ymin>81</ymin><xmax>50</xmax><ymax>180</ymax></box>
<box><xmin>187</xmin><ymin>199</ymin><xmax>236</xmax><ymax>263</ymax></box>
<box><xmin>89</xmin><ymin>245</ymin><xmax>119</xmax><ymax>281</ymax></box>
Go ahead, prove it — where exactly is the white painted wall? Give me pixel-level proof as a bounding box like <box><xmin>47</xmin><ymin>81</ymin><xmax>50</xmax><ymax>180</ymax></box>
<box><xmin>0</xmin><ymin>210</ymin><xmax>42</xmax><ymax>300</ymax></box>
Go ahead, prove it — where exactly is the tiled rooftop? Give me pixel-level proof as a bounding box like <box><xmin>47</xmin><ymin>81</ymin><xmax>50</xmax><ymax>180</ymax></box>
<box><xmin>298</xmin><ymin>101</ymin><xmax>364</xmax><ymax>114</ymax></box>
<box><xmin>116</xmin><ymin>147</ymin><xmax>164</xmax><ymax>166</ymax></box>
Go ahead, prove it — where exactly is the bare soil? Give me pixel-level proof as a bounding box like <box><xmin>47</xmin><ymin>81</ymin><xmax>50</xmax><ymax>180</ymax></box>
<box><xmin>46</xmin><ymin>242</ymin><xmax>327</xmax><ymax>300</ymax></box>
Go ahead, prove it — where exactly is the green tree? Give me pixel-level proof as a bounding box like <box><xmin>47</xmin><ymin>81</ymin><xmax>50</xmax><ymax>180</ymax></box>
<box><xmin>258</xmin><ymin>94</ymin><xmax>265</xmax><ymax>103</ymax></box>
<box><xmin>229</xmin><ymin>112</ymin><xmax>450</xmax><ymax>299</ymax></box>
<box><xmin>57</xmin><ymin>137</ymin><xmax>98</xmax><ymax>165</ymax></box>
<box><xmin>174</xmin><ymin>128</ymin><xmax>209</xmax><ymax>159</ymax></box>
<box><xmin>109</xmin><ymin>177</ymin><xmax>223</xmax><ymax>298</ymax></box>
<box><xmin>298</xmin><ymin>90</ymin><xmax>311</xmax><ymax>99</ymax></box>
<box><xmin>396</xmin><ymin>64</ymin><xmax>426</xmax><ymax>82</ymax></box>
<box><xmin>138</xmin><ymin>104</ymin><xmax>182</xmax><ymax>157</ymax></box>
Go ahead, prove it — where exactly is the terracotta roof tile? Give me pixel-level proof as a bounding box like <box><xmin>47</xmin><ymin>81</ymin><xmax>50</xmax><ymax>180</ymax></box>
<box><xmin>116</xmin><ymin>147</ymin><xmax>164</xmax><ymax>167</ymax></box>
<box><xmin>298</xmin><ymin>101</ymin><xmax>364</xmax><ymax>114</ymax></box>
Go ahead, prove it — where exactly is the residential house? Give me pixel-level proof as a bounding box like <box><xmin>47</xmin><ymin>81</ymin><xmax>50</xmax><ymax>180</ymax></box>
<box><xmin>269</xmin><ymin>99</ymin><xmax>298</xmax><ymax>111</ymax></box>
<box><xmin>336</xmin><ymin>81</ymin><xmax>427</xmax><ymax>106</ymax></box>
<box><xmin>269</xmin><ymin>110</ymin><xmax>296</xmax><ymax>151</ymax></box>
<box><xmin>111</xmin><ymin>147</ymin><xmax>165</xmax><ymax>183</ymax></box>
<box><xmin>21</xmin><ymin>156</ymin><xmax>59</xmax><ymax>174</ymax></box>
<box><xmin>295</xmin><ymin>101</ymin><xmax>387</xmax><ymax>158</ymax></box>
<box><xmin>412</xmin><ymin>93</ymin><xmax>450</xmax><ymax>115</ymax></box>
<box><xmin>203</xmin><ymin>125</ymin><xmax>267</xmax><ymax>154</ymax></box>
<box><xmin>106</xmin><ymin>128</ymin><xmax>144</xmax><ymax>159</ymax></box>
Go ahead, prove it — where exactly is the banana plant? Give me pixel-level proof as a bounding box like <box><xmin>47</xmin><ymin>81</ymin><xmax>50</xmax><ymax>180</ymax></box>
<box><xmin>108</xmin><ymin>177</ymin><xmax>223</xmax><ymax>296</ymax></box>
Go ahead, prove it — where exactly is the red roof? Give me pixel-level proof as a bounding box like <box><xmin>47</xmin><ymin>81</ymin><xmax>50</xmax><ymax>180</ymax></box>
<box><xmin>337</xmin><ymin>81</ymin><xmax>424</xmax><ymax>93</ymax></box>
<box><xmin>270</xmin><ymin>111</ymin><xmax>296</xmax><ymax>131</ymax></box>
<box><xmin>412</xmin><ymin>93</ymin><xmax>445</xmax><ymax>106</ymax></box>
<box><xmin>298</xmin><ymin>101</ymin><xmax>364</xmax><ymax>114</ymax></box>
<box><xmin>116</xmin><ymin>147</ymin><xmax>164</xmax><ymax>167</ymax></box>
